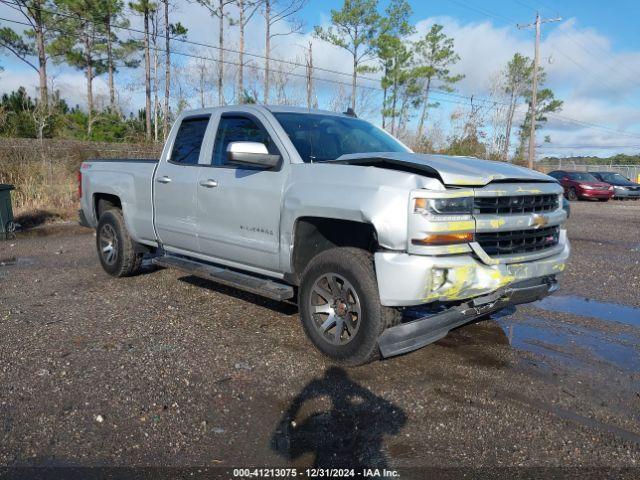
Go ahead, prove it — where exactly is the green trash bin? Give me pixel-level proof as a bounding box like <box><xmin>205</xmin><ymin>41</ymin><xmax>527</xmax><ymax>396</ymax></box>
<box><xmin>0</xmin><ymin>184</ymin><xmax>15</xmax><ymax>240</ymax></box>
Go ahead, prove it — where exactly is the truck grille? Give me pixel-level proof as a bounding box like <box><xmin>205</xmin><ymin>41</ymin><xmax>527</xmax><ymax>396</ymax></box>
<box><xmin>476</xmin><ymin>226</ymin><xmax>560</xmax><ymax>256</ymax></box>
<box><xmin>474</xmin><ymin>194</ymin><xmax>559</xmax><ymax>214</ymax></box>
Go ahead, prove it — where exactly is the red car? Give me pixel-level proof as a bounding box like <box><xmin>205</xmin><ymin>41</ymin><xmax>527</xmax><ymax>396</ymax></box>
<box><xmin>547</xmin><ymin>170</ymin><xmax>614</xmax><ymax>202</ymax></box>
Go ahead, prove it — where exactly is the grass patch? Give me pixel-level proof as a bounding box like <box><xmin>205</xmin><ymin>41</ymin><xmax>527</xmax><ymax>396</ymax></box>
<box><xmin>0</xmin><ymin>138</ymin><xmax>160</xmax><ymax>226</ymax></box>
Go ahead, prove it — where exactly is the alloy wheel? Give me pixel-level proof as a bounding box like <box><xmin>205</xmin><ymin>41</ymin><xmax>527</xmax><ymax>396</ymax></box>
<box><xmin>99</xmin><ymin>223</ymin><xmax>118</xmax><ymax>266</ymax></box>
<box><xmin>309</xmin><ymin>273</ymin><xmax>362</xmax><ymax>345</ymax></box>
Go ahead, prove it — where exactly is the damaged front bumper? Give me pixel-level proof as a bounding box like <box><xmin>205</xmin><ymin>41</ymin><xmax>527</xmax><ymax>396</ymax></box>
<box><xmin>378</xmin><ymin>276</ymin><xmax>558</xmax><ymax>358</ymax></box>
<box><xmin>374</xmin><ymin>230</ymin><xmax>569</xmax><ymax>307</ymax></box>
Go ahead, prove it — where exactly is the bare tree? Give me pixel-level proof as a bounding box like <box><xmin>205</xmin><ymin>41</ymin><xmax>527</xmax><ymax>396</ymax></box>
<box><xmin>197</xmin><ymin>0</ymin><xmax>235</xmax><ymax>105</ymax></box>
<box><xmin>270</xmin><ymin>56</ymin><xmax>303</xmax><ymax>105</ymax></box>
<box><xmin>263</xmin><ymin>0</ymin><xmax>307</xmax><ymax>104</ymax></box>
<box><xmin>185</xmin><ymin>49</ymin><xmax>216</xmax><ymax>108</ymax></box>
<box><xmin>485</xmin><ymin>71</ymin><xmax>509</xmax><ymax>160</ymax></box>
<box><xmin>161</xmin><ymin>14</ymin><xmax>186</xmax><ymax>139</ymax></box>
<box><xmin>327</xmin><ymin>82</ymin><xmax>349</xmax><ymax>112</ymax></box>
<box><xmin>162</xmin><ymin>0</ymin><xmax>171</xmax><ymax>138</ymax></box>
<box><xmin>303</xmin><ymin>41</ymin><xmax>316</xmax><ymax>109</ymax></box>
<box><xmin>151</xmin><ymin>8</ymin><xmax>161</xmax><ymax>141</ymax></box>
<box><xmin>231</xmin><ymin>0</ymin><xmax>262</xmax><ymax>103</ymax></box>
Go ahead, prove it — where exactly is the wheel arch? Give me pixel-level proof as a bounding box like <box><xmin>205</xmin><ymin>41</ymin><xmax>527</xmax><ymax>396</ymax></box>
<box><xmin>94</xmin><ymin>193</ymin><xmax>122</xmax><ymax>219</ymax></box>
<box><xmin>289</xmin><ymin>216</ymin><xmax>379</xmax><ymax>285</ymax></box>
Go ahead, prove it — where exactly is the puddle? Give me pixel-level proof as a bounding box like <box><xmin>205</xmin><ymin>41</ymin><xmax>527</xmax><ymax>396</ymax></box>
<box><xmin>533</xmin><ymin>295</ymin><xmax>640</xmax><ymax>328</ymax></box>
<box><xmin>498</xmin><ymin>316</ymin><xmax>640</xmax><ymax>372</ymax></box>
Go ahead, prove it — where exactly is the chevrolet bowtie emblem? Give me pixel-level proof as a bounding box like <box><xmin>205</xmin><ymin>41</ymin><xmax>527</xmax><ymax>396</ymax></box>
<box><xmin>531</xmin><ymin>214</ymin><xmax>548</xmax><ymax>229</ymax></box>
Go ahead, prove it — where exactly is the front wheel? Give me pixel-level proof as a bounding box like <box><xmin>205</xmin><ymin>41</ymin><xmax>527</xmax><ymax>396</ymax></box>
<box><xmin>298</xmin><ymin>247</ymin><xmax>400</xmax><ymax>366</ymax></box>
<box><xmin>96</xmin><ymin>209</ymin><xmax>143</xmax><ymax>277</ymax></box>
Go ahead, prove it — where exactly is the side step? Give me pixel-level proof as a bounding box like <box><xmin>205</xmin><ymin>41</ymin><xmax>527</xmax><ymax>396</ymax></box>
<box><xmin>153</xmin><ymin>255</ymin><xmax>294</xmax><ymax>301</ymax></box>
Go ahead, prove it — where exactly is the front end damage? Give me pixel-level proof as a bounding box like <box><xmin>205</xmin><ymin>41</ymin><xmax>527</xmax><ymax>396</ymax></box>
<box><xmin>377</xmin><ymin>276</ymin><xmax>559</xmax><ymax>357</ymax></box>
<box><xmin>374</xmin><ymin>180</ymin><xmax>570</xmax><ymax>357</ymax></box>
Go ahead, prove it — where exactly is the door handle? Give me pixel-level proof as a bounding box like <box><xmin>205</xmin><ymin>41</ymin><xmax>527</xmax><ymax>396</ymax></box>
<box><xmin>156</xmin><ymin>176</ymin><xmax>172</xmax><ymax>184</ymax></box>
<box><xmin>199</xmin><ymin>179</ymin><xmax>218</xmax><ymax>188</ymax></box>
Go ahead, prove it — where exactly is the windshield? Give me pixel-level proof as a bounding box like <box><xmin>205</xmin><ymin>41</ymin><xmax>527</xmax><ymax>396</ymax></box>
<box><xmin>597</xmin><ymin>173</ymin><xmax>629</xmax><ymax>183</ymax></box>
<box><xmin>568</xmin><ymin>172</ymin><xmax>598</xmax><ymax>182</ymax></box>
<box><xmin>273</xmin><ymin>112</ymin><xmax>409</xmax><ymax>162</ymax></box>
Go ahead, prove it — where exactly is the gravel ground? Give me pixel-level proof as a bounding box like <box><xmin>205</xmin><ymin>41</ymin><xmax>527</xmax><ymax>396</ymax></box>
<box><xmin>0</xmin><ymin>201</ymin><xmax>639</xmax><ymax>472</ymax></box>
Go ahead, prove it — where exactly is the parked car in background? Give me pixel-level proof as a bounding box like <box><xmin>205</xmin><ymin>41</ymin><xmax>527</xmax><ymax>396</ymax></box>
<box><xmin>590</xmin><ymin>172</ymin><xmax>640</xmax><ymax>200</ymax></box>
<box><xmin>547</xmin><ymin>170</ymin><xmax>614</xmax><ymax>202</ymax></box>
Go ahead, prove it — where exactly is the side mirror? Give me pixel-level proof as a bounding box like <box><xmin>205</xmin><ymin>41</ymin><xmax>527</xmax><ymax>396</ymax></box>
<box><xmin>226</xmin><ymin>141</ymin><xmax>280</xmax><ymax>169</ymax></box>
<box><xmin>562</xmin><ymin>176</ymin><xmax>568</xmax><ymax>181</ymax></box>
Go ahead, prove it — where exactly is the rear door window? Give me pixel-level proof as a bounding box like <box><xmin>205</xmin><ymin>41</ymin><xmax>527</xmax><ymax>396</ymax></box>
<box><xmin>170</xmin><ymin>115</ymin><xmax>211</xmax><ymax>165</ymax></box>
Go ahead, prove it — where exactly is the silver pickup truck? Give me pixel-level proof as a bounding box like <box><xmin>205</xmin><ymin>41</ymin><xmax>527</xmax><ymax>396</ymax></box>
<box><xmin>79</xmin><ymin>105</ymin><xmax>569</xmax><ymax>365</ymax></box>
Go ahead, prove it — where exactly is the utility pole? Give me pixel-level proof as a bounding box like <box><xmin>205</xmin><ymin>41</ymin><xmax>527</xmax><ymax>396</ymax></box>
<box><xmin>306</xmin><ymin>41</ymin><xmax>314</xmax><ymax>109</ymax></box>
<box><xmin>518</xmin><ymin>12</ymin><xmax>561</xmax><ymax>169</ymax></box>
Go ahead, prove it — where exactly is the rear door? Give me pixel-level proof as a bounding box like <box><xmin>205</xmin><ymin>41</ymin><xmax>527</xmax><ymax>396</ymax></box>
<box><xmin>196</xmin><ymin>111</ymin><xmax>287</xmax><ymax>273</ymax></box>
<box><xmin>154</xmin><ymin>114</ymin><xmax>211</xmax><ymax>254</ymax></box>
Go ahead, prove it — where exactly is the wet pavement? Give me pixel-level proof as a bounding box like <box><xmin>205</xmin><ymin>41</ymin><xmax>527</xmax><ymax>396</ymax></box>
<box><xmin>0</xmin><ymin>201</ymin><xmax>639</xmax><ymax>471</ymax></box>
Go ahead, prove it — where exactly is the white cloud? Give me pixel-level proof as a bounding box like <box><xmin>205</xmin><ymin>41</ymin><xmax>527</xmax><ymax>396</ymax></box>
<box><xmin>2</xmin><ymin>1</ymin><xmax>640</xmax><ymax>156</ymax></box>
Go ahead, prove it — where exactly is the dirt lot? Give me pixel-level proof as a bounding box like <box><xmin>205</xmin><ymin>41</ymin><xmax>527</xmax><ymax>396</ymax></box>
<box><xmin>1</xmin><ymin>201</ymin><xmax>639</xmax><ymax>473</ymax></box>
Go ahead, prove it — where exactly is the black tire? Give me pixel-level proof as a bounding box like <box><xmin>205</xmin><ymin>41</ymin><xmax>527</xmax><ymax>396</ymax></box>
<box><xmin>298</xmin><ymin>247</ymin><xmax>401</xmax><ymax>366</ymax></box>
<box><xmin>96</xmin><ymin>209</ymin><xmax>143</xmax><ymax>277</ymax></box>
<box><xmin>567</xmin><ymin>188</ymin><xmax>579</xmax><ymax>201</ymax></box>
<box><xmin>598</xmin><ymin>198</ymin><xmax>609</xmax><ymax>202</ymax></box>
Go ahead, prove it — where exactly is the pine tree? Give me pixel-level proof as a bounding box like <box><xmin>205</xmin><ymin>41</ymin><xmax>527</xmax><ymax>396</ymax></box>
<box><xmin>129</xmin><ymin>0</ymin><xmax>157</xmax><ymax>139</ymax></box>
<box><xmin>51</xmin><ymin>0</ymin><xmax>110</xmax><ymax>138</ymax></box>
<box><xmin>0</xmin><ymin>1</ymin><xmax>57</xmax><ymax>108</ymax></box>
<box><xmin>412</xmin><ymin>24</ymin><xmax>463</xmax><ymax>142</ymax></box>
<box><xmin>314</xmin><ymin>0</ymin><xmax>380</xmax><ymax>111</ymax></box>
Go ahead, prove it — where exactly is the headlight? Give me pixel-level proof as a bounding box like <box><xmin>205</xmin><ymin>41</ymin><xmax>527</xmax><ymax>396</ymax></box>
<box><xmin>580</xmin><ymin>184</ymin><xmax>594</xmax><ymax>190</ymax></box>
<box><xmin>616</xmin><ymin>186</ymin><xmax>628</xmax><ymax>191</ymax></box>
<box><xmin>414</xmin><ymin>197</ymin><xmax>473</xmax><ymax>217</ymax></box>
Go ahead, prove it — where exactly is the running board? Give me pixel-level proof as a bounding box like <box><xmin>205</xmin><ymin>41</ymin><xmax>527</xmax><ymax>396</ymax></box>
<box><xmin>153</xmin><ymin>255</ymin><xmax>294</xmax><ymax>301</ymax></box>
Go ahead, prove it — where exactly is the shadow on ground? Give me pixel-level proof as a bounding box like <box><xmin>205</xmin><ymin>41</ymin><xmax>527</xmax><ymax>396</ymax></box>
<box><xmin>14</xmin><ymin>209</ymin><xmax>66</xmax><ymax>229</ymax></box>
<box><xmin>271</xmin><ymin>367</ymin><xmax>406</xmax><ymax>468</ymax></box>
<box><xmin>179</xmin><ymin>275</ymin><xmax>299</xmax><ymax>315</ymax></box>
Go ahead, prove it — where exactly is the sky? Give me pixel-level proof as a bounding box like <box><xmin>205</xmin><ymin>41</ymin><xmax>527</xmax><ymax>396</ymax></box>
<box><xmin>1</xmin><ymin>0</ymin><xmax>640</xmax><ymax>158</ymax></box>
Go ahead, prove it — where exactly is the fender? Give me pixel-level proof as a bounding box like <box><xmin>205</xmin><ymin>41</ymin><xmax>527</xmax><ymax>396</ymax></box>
<box><xmin>279</xmin><ymin>162</ymin><xmax>443</xmax><ymax>273</ymax></box>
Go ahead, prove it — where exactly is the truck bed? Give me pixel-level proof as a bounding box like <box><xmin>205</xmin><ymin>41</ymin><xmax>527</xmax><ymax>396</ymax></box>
<box><xmin>80</xmin><ymin>158</ymin><xmax>159</xmax><ymax>246</ymax></box>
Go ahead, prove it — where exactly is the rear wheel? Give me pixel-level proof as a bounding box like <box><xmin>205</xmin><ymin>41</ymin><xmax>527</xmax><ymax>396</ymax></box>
<box><xmin>567</xmin><ymin>188</ymin><xmax>579</xmax><ymax>201</ymax></box>
<box><xmin>298</xmin><ymin>247</ymin><xmax>400</xmax><ymax>366</ymax></box>
<box><xmin>96</xmin><ymin>209</ymin><xmax>143</xmax><ymax>277</ymax></box>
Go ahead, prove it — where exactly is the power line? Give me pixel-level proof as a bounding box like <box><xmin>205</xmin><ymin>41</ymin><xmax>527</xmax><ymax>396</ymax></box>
<box><xmin>0</xmin><ymin>0</ymin><xmax>380</xmax><ymax>84</ymax></box>
<box><xmin>445</xmin><ymin>0</ymin><xmax>516</xmax><ymax>25</ymax></box>
<box><xmin>2</xmin><ymin>6</ymin><xmax>640</xmax><ymax>143</ymax></box>
<box><xmin>511</xmin><ymin>0</ymin><xmax>640</xmax><ymax>87</ymax></box>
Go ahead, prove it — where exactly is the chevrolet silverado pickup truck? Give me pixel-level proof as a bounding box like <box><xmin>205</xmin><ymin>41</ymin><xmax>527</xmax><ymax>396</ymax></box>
<box><xmin>79</xmin><ymin>105</ymin><xmax>570</xmax><ymax>365</ymax></box>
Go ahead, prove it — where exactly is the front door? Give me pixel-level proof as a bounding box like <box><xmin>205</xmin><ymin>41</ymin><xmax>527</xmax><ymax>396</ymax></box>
<box><xmin>154</xmin><ymin>114</ymin><xmax>211</xmax><ymax>254</ymax></box>
<box><xmin>196</xmin><ymin>112</ymin><xmax>287</xmax><ymax>272</ymax></box>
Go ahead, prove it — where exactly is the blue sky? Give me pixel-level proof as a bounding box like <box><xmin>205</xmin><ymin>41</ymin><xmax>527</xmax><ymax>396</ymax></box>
<box><xmin>1</xmin><ymin>0</ymin><xmax>640</xmax><ymax>157</ymax></box>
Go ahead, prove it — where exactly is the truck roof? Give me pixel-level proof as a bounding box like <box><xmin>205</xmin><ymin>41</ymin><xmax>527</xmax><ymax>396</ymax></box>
<box><xmin>179</xmin><ymin>104</ymin><xmax>352</xmax><ymax>118</ymax></box>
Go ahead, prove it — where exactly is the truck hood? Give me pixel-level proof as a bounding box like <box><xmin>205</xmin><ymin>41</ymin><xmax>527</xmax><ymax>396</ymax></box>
<box><xmin>329</xmin><ymin>152</ymin><xmax>554</xmax><ymax>186</ymax></box>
